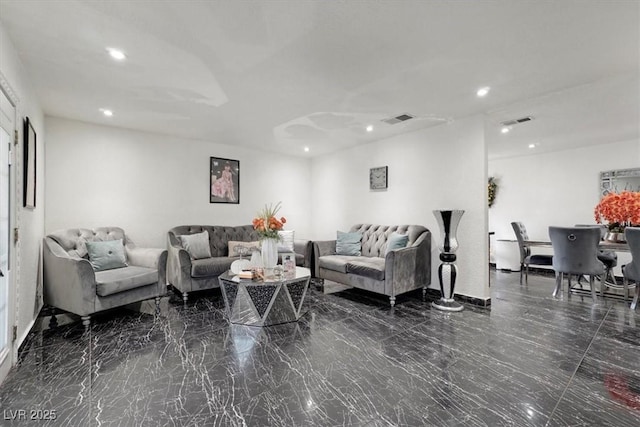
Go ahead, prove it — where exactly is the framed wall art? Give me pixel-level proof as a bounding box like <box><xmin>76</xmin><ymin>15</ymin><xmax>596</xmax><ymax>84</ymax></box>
<box><xmin>23</xmin><ymin>117</ymin><xmax>36</xmax><ymax>208</ymax></box>
<box><xmin>210</xmin><ymin>157</ymin><xmax>239</xmax><ymax>204</ymax></box>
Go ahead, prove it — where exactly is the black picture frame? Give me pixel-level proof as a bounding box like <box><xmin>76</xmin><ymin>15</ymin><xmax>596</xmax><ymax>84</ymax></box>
<box><xmin>23</xmin><ymin>117</ymin><xmax>36</xmax><ymax>208</ymax></box>
<box><xmin>210</xmin><ymin>157</ymin><xmax>240</xmax><ymax>204</ymax></box>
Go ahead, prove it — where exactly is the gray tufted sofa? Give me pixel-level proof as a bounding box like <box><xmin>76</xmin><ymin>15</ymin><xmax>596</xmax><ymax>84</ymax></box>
<box><xmin>313</xmin><ymin>224</ymin><xmax>431</xmax><ymax>306</ymax></box>
<box><xmin>43</xmin><ymin>227</ymin><xmax>168</xmax><ymax>327</ymax></box>
<box><xmin>167</xmin><ymin>225</ymin><xmax>312</xmax><ymax>302</ymax></box>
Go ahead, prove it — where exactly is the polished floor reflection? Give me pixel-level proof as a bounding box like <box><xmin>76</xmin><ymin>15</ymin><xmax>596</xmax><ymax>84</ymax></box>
<box><xmin>0</xmin><ymin>271</ymin><xmax>638</xmax><ymax>426</ymax></box>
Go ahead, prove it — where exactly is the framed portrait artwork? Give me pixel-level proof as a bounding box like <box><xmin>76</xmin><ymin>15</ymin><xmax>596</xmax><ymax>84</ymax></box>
<box><xmin>23</xmin><ymin>117</ymin><xmax>36</xmax><ymax>208</ymax></box>
<box><xmin>210</xmin><ymin>157</ymin><xmax>239</xmax><ymax>204</ymax></box>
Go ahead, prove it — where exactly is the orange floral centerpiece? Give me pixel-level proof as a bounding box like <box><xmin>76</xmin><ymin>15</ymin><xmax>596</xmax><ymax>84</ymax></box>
<box><xmin>252</xmin><ymin>202</ymin><xmax>287</xmax><ymax>269</ymax></box>
<box><xmin>594</xmin><ymin>191</ymin><xmax>640</xmax><ymax>235</ymax></box>
<box><xmin>252</xmin><ymin>201</ymin><xmax>287</xmax><ymax>239</ymax></box>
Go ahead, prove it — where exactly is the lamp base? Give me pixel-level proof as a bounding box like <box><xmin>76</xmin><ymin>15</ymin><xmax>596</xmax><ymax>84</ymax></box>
<box><xmin>431</xmin><ymin>298</ymin><xmax>464</xmax><ymax>312</ymax></box>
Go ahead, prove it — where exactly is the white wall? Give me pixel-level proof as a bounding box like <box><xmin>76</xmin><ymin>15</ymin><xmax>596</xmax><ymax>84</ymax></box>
<box><xmin>310</xmin><ymin>115</ymin><xmax>490</xmax><ymax>301</ymax></box>
<box><xmin>45</xmin><ymin>117</ymin><xmax>312</xmax><ymax>247</ymax></box>
<box><xmin>489</xmin><ymin>138</ymin><xmax>640</xmax><ymax>273</ymax></box>
<box><xmin>0</xmin><ymin>22</ymin><xmax>46</xmax><ymax>350</ymax></box>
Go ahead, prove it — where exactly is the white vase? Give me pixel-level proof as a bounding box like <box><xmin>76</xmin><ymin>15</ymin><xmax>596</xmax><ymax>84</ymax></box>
<box><xmin>261</xmin><ymin>238</ymin><xmax>278</xmax><ymax>269</ymax></box>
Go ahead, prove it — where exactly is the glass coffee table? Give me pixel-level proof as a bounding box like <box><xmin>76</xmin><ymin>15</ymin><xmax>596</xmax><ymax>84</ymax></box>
<box><xmin>218</xmin><ymin>267</ymin><xmax>311</xmax><ymax>326</ymax></box>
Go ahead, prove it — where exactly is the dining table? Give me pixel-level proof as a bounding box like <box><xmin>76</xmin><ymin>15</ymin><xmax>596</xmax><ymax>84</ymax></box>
<box><xmin>524</xmin><ymin>239</ymin><xmax>630</xmax><ymax>252</ymax></box>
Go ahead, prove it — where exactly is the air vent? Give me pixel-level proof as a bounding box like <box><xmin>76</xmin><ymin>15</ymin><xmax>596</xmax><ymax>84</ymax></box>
<box><xmin>500</xmin><ymin>116</ymin><xmax>534</xmax><ymax>127</ymax></box>
<box><xmin>381</xmin><ymin>113</ymin><xmax>415</xmax><ymax>125</ymax></box>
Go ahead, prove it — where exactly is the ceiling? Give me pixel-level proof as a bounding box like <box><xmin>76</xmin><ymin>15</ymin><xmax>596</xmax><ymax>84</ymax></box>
<box><xmin>0</xmin><ymin>0</ymin><xmax>638</xmax><ymax>159</ymax></box>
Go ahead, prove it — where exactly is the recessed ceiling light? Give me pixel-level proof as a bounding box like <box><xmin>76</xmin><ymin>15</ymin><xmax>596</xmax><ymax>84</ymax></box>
<box><xmin>501</xmin><ymin>127</ymin><xmax>510</xmax><ymax>134</ymax></box>
<box><xmin>366</xmin><ymin>125</ymin><xmax>373</xmax><ymax>132</ymax></box>
<box><xmin>476</xmin><ymin>87</ymin><xmax>490</xmax><ymax>97</ymax></box>
<box><xmin>304</xmin><ymin>147</ymin><xmax>310</xmax><ymax>152</ymax></box>
<box><xmin>100</xmin><ymin>108</ymin><xmax>113</xmax><ymax>117</ymax></box>
<box><xmin>106</xmin><ymin>48</ymin><xmax>126</xmax><ymax>61</ymax></box>
<box><xmin>528</xmin><ymin>143</ymin><xmax>536</xmax><ymax>149</ymax></box>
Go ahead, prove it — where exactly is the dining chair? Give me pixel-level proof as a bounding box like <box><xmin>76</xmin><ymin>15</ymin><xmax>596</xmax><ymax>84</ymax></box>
<box><xmin>511</xmin><ymin>222</ymin><xmax>553</xmax><ymax>285</ymax></box>
<box><xmin>549</xmin><ymin>226</ymin><xmax>605</xmax><ymax>302</ymax></box>
<box><xmin>575</xmin><ymin>224</ymin><xmax>618</xmax><ymax>286</ymax></box>
<box><xmin>623</xmin><ymin>227</ymin><xmax>640</xmax><ymax>310</ymax></box>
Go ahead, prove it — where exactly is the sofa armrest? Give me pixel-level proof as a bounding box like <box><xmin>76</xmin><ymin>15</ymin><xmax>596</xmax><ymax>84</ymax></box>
<box><xmin>126</xmin><ymin>246</ymin><xmax>165</xmax><ymax>269</ymax></box>
<box><xmin>126</xmin><ymin>245</ymin><xmax>168</xmax><ymax>287</ymax></box>
<box><xmin>43</xmin><ymin>238</ymin><xmax>97</xmax><ymax>317</ymax></box>
<box><xmin>293</xmin><ymin>239</ymin><xmax>312</xmax><ymax>269</ymax></box>
<box><xmin>384</xmin><ymin>234</ymin><xmax>431</xmax><ymax>296</ymax></box>
<box><xmin>313</xmin><ymin>240</ymin><xmax>336</xmax><ymax>277</ymax></box>
<box><xmin>166</xmin><ymin>235</ymin><xmax>192</xmax><ymax>292</ymax></box>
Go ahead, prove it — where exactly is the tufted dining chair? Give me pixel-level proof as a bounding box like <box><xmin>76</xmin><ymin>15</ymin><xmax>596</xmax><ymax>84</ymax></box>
<box><xmin>549</xmin><ymin>226</ymin><xmax>605</xmax><ymax>303</ymax></box>
<box><xmin>575</xmin><ymin>224</ymin><xmax>618</xmax><ymax>287</ymax></box>
<box><xmin>511</xmin><ymin>222</ymin><xmax>553</xmax><ymax>285</ymax></box>
<box><xmin>623</xmin><ymin>227</ymin><xmax>640</xmax><ymax>310</ymax></box>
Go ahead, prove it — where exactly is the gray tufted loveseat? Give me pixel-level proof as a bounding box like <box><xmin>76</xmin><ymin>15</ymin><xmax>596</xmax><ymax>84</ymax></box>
<box><xmin>313</xmin><ymin>224</ymin><xmax>431</xmax><ymax>306</ymax></box>
<box><xmin>43</xmin><ymin>227</ymin><xmax>168</xmax><ymax>327</ymax></box>
<box><xmin>167</xmin><ymin>225</ymin><xmax>312</xmax><ymax>302</ymax></box>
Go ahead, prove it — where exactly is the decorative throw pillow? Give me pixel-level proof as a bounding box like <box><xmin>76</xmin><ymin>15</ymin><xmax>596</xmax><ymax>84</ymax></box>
<box><xmin>179</xmin><ymin>231</ymin><xmax>212</xmax><ymax>260</ymax></box>
<box><xmin>336</xmin><ymin>231</ymin><xmax>362</xmax><ymax>256</ymax></box>
<box><xmin>69</xmin><ymin>236</ymin><xmax>88</xmax><ymax>259</ymax></box>
<box><xmin>85</xmin><ymin>239</ymin><xmax>128</xmax><ymax>271</ymax></box>
<box><xmin>385</xmin><ymin>232</ymin><xmax>409</xmax><ymax>255</ymax></box>
<box><xmin>277</xmin><ymin>230</ymin><xmax>295</xmax><ymax>252</ymax></box>
<box><xmin>228</xmin><ymin>240</ymin><xmax>260</xmax><ymax>257</ymax></box>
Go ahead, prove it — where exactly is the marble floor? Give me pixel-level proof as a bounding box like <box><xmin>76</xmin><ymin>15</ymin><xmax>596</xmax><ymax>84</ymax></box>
<box><xmin>0</xmin><ymin>271</ymin><xmax>638</xmax><ymax>426</ymax></box>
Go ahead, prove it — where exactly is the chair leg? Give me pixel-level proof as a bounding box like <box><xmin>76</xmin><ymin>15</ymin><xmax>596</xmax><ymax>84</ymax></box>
<box><xmin>182</xmin><ymin>292</ymin><xmax>188</xmax><ymax>303</ymax></box>
<box><xmin>155</xmin><ymin>296</ymin><xmax>161</xmax><ymax>314</ymax></box>
<box><xmin>608</xmin><ymin>268</ymin><xmax>617</xmax><ymax>286</ymax></box>
<box><xmin>601</xmin><ymin>269</ymin><xmax>609</xmax><ymax>297</ymax></box>
<box><xmin>519</xmin><ymin>264</ymin><xmax>524</xmax><ymax>285</ymax></box>
<box><xmin>553</xmin><ymin>272</ymin><xmax>563</xmax><ymax>297</ymax></box>
<box><xmin>590</xmin><ymin>275</ymin><xmax>599</xmax><ymax>303</ymax></box>
<box><xmin>525</xmin><ymin>265</ymin><xmax>529</xmax><ymax>284</ymax></box>
<box><xmin>81</xmin><ymin>315</ymin><xmax>90</xmax><ymax>329</ymax></box>
<box><xmin>631</xmin><ymin>282</ymin><xmax>639</xmax><ymax>310</ymax></box>
<box><xmin>389</xmin><ymin>296</ymin><xmax>396</xmax><ymax>307</ymax></box>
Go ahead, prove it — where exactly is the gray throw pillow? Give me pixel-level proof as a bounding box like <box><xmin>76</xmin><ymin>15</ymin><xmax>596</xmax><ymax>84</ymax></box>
<box><xmin>336</xmin><ymin>231</ymin><xmax>362</xmax><ymax>256</ymax></box>
<box><xmin>179</xmin><ymin>231</ymin><xmax>212</xmax><ymax>260</ymax></box>
<box><xmin>385</xmin><ymin>232</ymin><xmax>409</xmax><ymax>255</ymax></box>
<box><xmin>86</xmin><ymin>239</ymin><xmax>128</xmax><ymax>271</ymax></box>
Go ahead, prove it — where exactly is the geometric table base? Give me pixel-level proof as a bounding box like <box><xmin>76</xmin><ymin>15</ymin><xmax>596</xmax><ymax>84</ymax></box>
<box><xmin>220</xmin><ymin>273</ymin><xmax>310</xmax><ymax>326</ymax></box>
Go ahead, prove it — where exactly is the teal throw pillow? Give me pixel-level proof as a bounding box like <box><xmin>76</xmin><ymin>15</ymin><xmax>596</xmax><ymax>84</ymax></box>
<box><xmin>86</xmin><ymin>239</ymin><xmax>128</xmax><ymax>271</ymax></box>
<box><xmin>385</xmin><ymin>232</ymin><xmax>409</xmax><ymax>255</ymax></box>
<box><xmin>336</xmin><ymin>231</ymin><xmax>362</xmax><ymax>256</ymax></box>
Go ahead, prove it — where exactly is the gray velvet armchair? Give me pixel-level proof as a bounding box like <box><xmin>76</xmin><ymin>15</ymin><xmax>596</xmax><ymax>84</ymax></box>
<box><xmin>43</xmin><ymin>227</ymin><xmax>168</xmax><ymax>327</ymax></box>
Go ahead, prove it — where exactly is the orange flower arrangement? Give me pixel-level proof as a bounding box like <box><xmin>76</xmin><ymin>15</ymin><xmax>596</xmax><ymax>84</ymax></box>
<box><xmin>252</xmin><ymin>202</ymin><xmax>287</xmax><ymax>239</ymax></box>
<box><xmin>594</xmin><ymin>191</ymin><xmax>640</xmax><ymax>232</ymax></box>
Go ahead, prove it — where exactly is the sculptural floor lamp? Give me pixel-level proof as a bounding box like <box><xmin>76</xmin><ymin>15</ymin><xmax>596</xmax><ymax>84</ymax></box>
<box><xmin>432</xmin><ymin>210</ymin><xmax>465</xmax><ymax>312</ymax></box>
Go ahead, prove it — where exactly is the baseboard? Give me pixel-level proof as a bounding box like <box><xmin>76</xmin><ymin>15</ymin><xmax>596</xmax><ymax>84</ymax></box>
<box><xmin>425</xmin><ymin>288</ymin><xmax>491</xmax><ymax>307</ymax></box>
<box><xmin>455</xmin><ymin>293</ymin><xmax>492</xmax><ymax>307</ymax></box>
<box><xmin>16</xmin><ymin>315</ymin><xmax>38</xmax><ymax>355</ymax></box>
